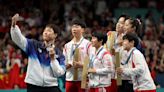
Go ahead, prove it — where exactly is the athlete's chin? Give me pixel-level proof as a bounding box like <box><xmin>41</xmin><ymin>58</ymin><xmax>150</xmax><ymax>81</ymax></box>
<box><xmin>73</xmin><ymin>34</ymin><xmax>79</xmax><ymax>38</ymax></box>
<box><xmin>43</xmin><ymin>37</ymin><xmax>50</xmax><ymax>42</ymax></box>
<box><xmin>123</xmin><ymin>46</ymin><xmax>127</xmax><ymax>51</ymax></box>
<box><xmin>91</xmin><ymin>43</ymin><xmax>96</xmax><ymax>47</ymax></box>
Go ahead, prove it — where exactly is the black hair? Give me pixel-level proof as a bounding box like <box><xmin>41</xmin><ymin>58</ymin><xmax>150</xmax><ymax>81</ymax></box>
<box><xmin>123</xmin><ymin>33</ymin><xmax>139</xmax><ymax>47</ymax></box>
<box><xmin>118</xmin><ymin>14</ymin><xmax>130</xmax><ymax>21</ymax></box>
<box><xmin>126</xmin><ymin>18</ymin><xmax>141</xmax><ymax>33</ymax></box>
<box><xmin>91</xmin><ymin>31</ymin><xmax>107</xmax><ymax>45</ymax></box>
<box><xmin>46</xmin><ymin>24</ymin><xmax>60</xmax><ymax>34</ymax></box>
<box><xmin>71</xmin><ymin>18</ymin><xmax>86</xmax><ymax>28</ymax></box>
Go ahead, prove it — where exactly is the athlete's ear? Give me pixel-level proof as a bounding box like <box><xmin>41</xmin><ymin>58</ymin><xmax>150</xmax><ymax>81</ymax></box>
<box><xmin>54</xmin><ymin>33</ymin><xmax>57</xmax><ymax>38</ymax></box>
<box><xmin>81</xmin><ymin>28</ymin><xmax>85</xmax><ymax>34</ymax></box>
<box><xmin>131</xmin><ymin>40</ymin><xmax>135</xmax><ymax>46</ymax></box>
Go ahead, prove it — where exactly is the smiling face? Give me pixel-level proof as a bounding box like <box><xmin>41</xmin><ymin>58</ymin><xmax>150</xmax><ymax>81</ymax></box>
<box><xmin>116</xmin><ymin>17</ymin><xmax>125</xmax><ymax>33</ymax></box>
<box><xmin>42</xmin><ymin>27</ymin><xmax>57</xmax><ymax>42</ymax></box>
<box><xmin>91</xmin><ymin>36</ymin><xmax>102</xmax><ymax>49</ymax></box>
<box><xmin>124</xmin><ymin>19</ymin><xmax>136</xmax><ymax>34</ymax></box>
<box><xmin>122</xmin><ymin>38</ymin><xmax>135</xmax><ymax>51</ymax></box>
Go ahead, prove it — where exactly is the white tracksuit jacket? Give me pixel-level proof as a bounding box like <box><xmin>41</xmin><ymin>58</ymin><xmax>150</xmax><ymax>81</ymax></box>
<box><xmin>122</xmin><ymin>47</ymin><xmax>156</xmax><ymax>91</ymax></box>
<box><xmin>63</xmin><ymin>37</ymin><xmax>93</xmax><ymax>81</ymax></box>
<box><xmin>10</xmin><ymin>25</ymin><xmax>65</xmax><ymax>87</ymax></box>
<box><xmin>89</xmin><ymin>46</ymin><xmax>114</xmax><ymax>88</ymax></box>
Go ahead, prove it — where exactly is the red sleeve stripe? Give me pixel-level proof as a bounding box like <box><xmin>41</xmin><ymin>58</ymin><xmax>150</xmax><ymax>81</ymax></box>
<box><xmin>87</xmin><ymin>43</ymin><xmax>92</xmax><ymax>55</ymax></box>
<box><xmin>102</xmin><ymin>51</ymin><xmax>111</xmax><ymax>59</ymax></box>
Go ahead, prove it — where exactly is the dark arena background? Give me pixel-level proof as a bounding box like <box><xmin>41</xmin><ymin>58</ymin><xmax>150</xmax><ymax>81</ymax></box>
<box><xmin>0</xmin><ymin>0</ymin><xmax>164</xmax><ymax>92</ymax></box>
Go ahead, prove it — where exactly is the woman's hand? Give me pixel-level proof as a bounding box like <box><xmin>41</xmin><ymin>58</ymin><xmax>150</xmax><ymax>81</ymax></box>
<box><xmin>88</xmin><ymin>68</ymin><xmax>96</xmax><ymax>73</ymax></box>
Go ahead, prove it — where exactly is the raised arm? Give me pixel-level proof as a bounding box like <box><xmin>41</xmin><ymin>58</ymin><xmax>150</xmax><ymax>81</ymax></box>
<box><xmin>10</xmin><ymin>14</ymin><xmax>27</xmax><ymax>52</ymax></box>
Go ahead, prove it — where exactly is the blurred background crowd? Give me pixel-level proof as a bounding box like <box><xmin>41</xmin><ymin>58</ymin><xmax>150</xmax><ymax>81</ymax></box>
<box><xmin>0</xmin><ymin>0</ymin><xmax>164</xmax><ymax>90</ymax></box>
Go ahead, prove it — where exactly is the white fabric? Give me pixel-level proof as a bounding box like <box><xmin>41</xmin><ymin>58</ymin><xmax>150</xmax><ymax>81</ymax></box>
<box><xmin>89</xmin><ymin>46</ymin><xmax>113</xmax><ymax>87</ymax></box>
<box><xmin>122</xmin><ymin>47</ymin><xmax>156</xmax><ymax>90</ymax></box>
<box><xmin>63</xmin><ymin>37</ymin><xmax>94</xmax><ymax>81</ymax></box>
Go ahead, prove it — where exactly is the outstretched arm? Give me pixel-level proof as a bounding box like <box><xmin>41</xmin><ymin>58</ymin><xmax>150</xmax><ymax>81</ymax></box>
<box><xmin>10</xmin><ymin>14</ymin><xmax>27</xmax><ymax>52</ymax></box>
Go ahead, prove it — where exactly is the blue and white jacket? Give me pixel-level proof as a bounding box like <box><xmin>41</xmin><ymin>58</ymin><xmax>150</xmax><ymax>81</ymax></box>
<box><xmin>10</xmin><ymin>25</ymin><xmax>65</xmax><ymax>87</ymax></box>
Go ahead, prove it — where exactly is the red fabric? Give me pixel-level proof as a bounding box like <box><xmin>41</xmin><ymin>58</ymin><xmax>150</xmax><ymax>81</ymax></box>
<box><xmin>0</xmin><ymin>27</ymin><xmax>8</xmax><ymax>32</ymax></box>
<box><xmin>19</xmin><ymin>73</ymin><xmax>26</xmax><ymax>88</ymax></box>
<box><xmin>110</xmin><ymin>79</ymin><xmax>118</xmax><ymax>92</ymax></box>
<box><xmin>0</xmin><ymin>78</ymin><xmax>5</xmax><ymax>89</ymax></box>
<box><xmin>102</xmin><ymin>51</ymin><xmax>111</xmax><ymax>58</ymax></box>
<box><xmin>132</xmin><ymin>61</ymin><xmax>135</xmax><ymax>68</ymax></box>
<box><xmin>87</xmin><ymin>43</ymin><xmax>92</xmax><ymax>55</ymax></box>
<box><xmin>2</xmin><ymin>75</ymin><xmax>10</xmax><ymax>89</ymax></box>
<box><xmin>135</xmin><ymin>89</ymin><xmax>156</xmax><ymax>92</ymax></box>
<box><xmin>66</xmin><ymin>81</ymin><xmax>85</xmax><ymax>92</ymax></box>
<box><xmin>8</xmin><ymin>63</ymin><xmax>20</xmax><ymax>88</ymax></box>
<box><xmin>150</xmin><ymin>70</ymin><xmax>156</xmax><ymax>80</ymax></box>
<box><xmin>16</xmin><ymin>54</ymin><xmax>22</xmax><ymax>59</ymax></box>
<box><xmin>107</xmin><ymin>31</ymin><xmax>112</xmax><ymax>36</ymax></box>
<box><xmin>89</xmin><ymin>86</ymin><xmax>111</xmax><ymax>92</ymax></box>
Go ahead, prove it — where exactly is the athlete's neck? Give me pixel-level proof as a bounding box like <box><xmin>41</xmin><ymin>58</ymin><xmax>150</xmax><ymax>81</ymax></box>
<box><xmin>95</xmin><ymin>44</ymin><xmax>102</xmax><ymax>51</ymax></box>
<box><xmin>73</xmin><ymin>36</ymin><xmax>82</xmax><ymax>43</ymax></box>
<box><xmin>127</xmin><ymin>46</ymin><xmax>134</xmax><ymax>52</ymax></box>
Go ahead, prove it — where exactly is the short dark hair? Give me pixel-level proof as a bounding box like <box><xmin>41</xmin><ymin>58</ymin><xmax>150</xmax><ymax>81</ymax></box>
<box><xmin>123</xmin><ymin>33</ymin><xmax>139</xmax><ymax>47</ymax></box>
<box><xmin>118</xmin><ymin>14</ymin><xmax>130</xmax><ymax>21</ymax></box>
<box><xmin>46</xmin><ymin>24</ymin><xmax>60</xmax><ymax>34</ymax></box>
<box><xmin>71</xmin><ymin>18</ymin><xmax>86</xmax><ymax>28</ymax></box>
<box><xmin>91</xmin><ymin>31</ymin><xmax>107</xmax><ymax>45</ymax></box>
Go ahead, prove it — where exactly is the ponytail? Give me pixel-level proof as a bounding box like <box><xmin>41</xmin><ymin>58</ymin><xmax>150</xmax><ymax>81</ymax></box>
<box><xmin>128</xmin><ymin>18</ymin><xmax>142</xmax><ymax>33</ymax></box>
